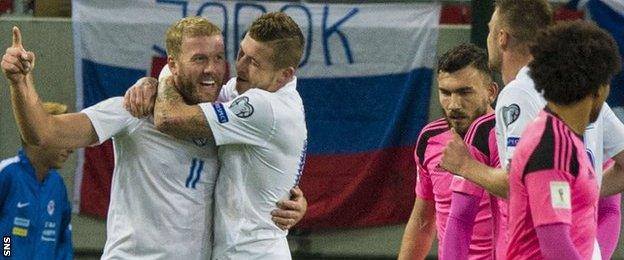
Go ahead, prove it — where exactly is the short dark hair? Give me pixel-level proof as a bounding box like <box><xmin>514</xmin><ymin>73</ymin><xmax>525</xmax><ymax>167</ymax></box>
<box><xmin>438</xmin><ymin>43</ymin><xmax>493</xmax><ymax>79</ymax></box>
<box><xmin>248</xmin><ymin>12</ymin><xmax>304</xmax><ymax>69</ymax></box>
<box><xmin>495</xmin><ymin>0</ymin><xmax>553</xmax><ymax>46</ymax></box>
<box><xmin>529</xmin><ymin>20</ymin><xmax>621</xmax><ymax>105</ymax></box>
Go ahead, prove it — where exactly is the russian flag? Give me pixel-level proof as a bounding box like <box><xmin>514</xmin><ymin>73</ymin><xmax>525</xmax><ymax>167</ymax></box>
<box><xmin>72</xmin><ymin>0</ymin><xmax>440</xmax><ymax>228</ymax></box>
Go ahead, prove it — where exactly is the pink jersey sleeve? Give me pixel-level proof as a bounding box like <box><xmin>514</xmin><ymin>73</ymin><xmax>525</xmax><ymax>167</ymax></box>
<box><xmin>535</xmin><ymin>223</ymin><xmax>582</xmax><ymax>260</ymax></box>
<box><xmin>415</xmin><ymin>159</ymin><xmax>434</xmax><ymax>200</ymax></box>
<box><xmin>525</xmin><ymin>169</ymin><xmax>575</xmax><ymax>227</ymax></box>
<box><xmin>597</xmin><ymin>194</ymin><xmax>621</xmax><ymax>260</ymax></box>
<box><xmin>441</xmin><ymin>192</ymin><xmax>480</xmax><ymax>260</ymax></box>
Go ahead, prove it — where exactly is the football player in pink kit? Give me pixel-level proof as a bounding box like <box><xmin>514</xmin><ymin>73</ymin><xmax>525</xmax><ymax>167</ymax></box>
<box><xmin>440</xmin><ymin>1</ymin><xmax>624</xmax><ymax>259</ymax></box>
<box><xmin>398</xmin><ymin>44</ymin><xmax>498</xmax><ymax>260</ymax></box>
<box><xmin>507</xmin><ymin>21</ymin><xmax>620</xmax><ymax>259</ymax></box>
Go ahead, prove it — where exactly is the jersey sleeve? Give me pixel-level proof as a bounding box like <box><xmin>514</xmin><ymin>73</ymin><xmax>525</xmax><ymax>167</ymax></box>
<box><xmin>81</xmin><ymin>97</ymin><xmax>140</xmax><ymax>144</ymax></box>
<box><xmin>495</xmin><ymin>86</ymin><xmax>543</xmax><ymax>168</ymax></box>
<box><xmin>525</xmin><ymin>169</ymin><xmax>575</xmax><ymax>227</ymax></box>
<box><xmin>600</xmin><ymin>103</ymin><xmax>624</xmax><ymax>160</ymax></box>
<box><xmin>415</xmin><ymin>153</ymin><xmax>434</xmax><ymax>200</ymax></box>
<box><xmin>199</xmin><ymin>89</ymin><xmax>275</xmax><ymax>146</ymax></box>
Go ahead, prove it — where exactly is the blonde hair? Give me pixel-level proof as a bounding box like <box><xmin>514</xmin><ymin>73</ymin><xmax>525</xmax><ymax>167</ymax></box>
<box><xmin>165</xmin><ymin>16</ymin><xmax>222</xmax><ymax>59</ymax></box>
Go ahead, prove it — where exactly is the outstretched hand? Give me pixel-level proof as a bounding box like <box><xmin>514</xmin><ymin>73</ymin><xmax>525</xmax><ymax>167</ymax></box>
<box><xmin>1</xmin><ymin>26</ymin><xmax>35</xmax><ymax>83</ymax></box>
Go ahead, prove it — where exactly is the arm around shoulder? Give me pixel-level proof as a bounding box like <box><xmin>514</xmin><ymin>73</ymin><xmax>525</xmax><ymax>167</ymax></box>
<box><xmin>153</xmin><ymin>77</ymin><xmax>213</xmax><ymax>139</ymax></box>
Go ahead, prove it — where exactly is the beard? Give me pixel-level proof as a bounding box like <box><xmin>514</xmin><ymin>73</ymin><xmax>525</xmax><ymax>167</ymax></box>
<box><xmin>444</xmin><ymin>102</ymin><xmax>489</xmax><ymax>137</ymax></box>
<box><xmin>175</xmin><ymin>70</ymin><xmax>222</xmax><ymax>105</ymax></box>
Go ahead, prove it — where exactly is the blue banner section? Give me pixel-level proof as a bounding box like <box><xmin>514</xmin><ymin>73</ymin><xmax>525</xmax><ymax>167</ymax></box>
<box><xmin>587</xmin><ymin>0</ymin><xmax>624</xmax><ymax>108</ymax></box>
<box><xmin>300</xmin><ymin>68</ymin><xmax>433</xmax><ymax>154</ymax></box>
<box><xmin>82</xmin><ymin>60</ymin><xmax>145</xmax><ymax>107</ymax></box>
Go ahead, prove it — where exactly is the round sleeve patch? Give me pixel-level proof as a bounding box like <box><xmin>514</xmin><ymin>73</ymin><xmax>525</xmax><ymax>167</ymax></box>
<box><xmin>229</xmin><ymin>96</ymin><xmax>254</xmax><ymax>118</ymax></box>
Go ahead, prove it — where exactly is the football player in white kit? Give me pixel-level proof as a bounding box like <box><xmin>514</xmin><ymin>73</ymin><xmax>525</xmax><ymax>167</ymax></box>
<box><xmin>2</xmin><ymin>17</ymin><xmax>305</xmax><ymax>260</ymax></box>
<box><xmin>439</xmin><ymin>0</ymin><xmax>624</xmax><ymax>259</ymax></box>
<box><xmin>149</xmin><ymin>12</ymin><xmax>307</xmax><ymax>260</ymax></box>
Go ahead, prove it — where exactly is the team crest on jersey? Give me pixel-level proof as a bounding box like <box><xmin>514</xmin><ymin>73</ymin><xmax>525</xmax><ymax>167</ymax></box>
<box><xmin>502</xmin><ymin>104</ymin><xmax>520</xmax><ymax>126</ymax></box>
<box><xmin>229</xmin><ymin>96</ymin><xmax>254</xmax><ymax>118</ymax></box>
<box><xmin>47</xmin><ymin>200</ymin><xmax>55</xmax><ymax>216</ymax></box>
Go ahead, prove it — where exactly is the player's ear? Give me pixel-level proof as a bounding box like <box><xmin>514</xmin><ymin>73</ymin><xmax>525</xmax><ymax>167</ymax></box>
<box><xmin>595</xmin><ymin>84</ymin><xmax>610</xmax><ymax>101</ymax></box>
<box><xmin>488</xmin><ymin>81</ymin><xmax>499</xmax><ymax>104</ymax></box>
<box><xmin>167</xmin><ymin>56</ymin><xmax>178</xmax><ymax>75</ymax></box>
<box><xmin>498</xmin><ymin>29</ymin><xmax>509</xmax><ymax>50</ymax></box>
<box><xmin>277</xmin><ymin>66</ymin><xmax>295</xmax><ymax>86</ymax></box>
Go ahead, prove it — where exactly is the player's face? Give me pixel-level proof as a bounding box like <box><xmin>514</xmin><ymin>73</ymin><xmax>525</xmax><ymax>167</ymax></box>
<box><xmin>438</xmin><ymin>66</ymin><xmax>495</xmax><ymax>136</ymax></box>
<box><xmin>43</xmin><ymin>147</ymin><xmax>73</xmax><ymax>169</ymax></box>
<box><xmin>172</xmin><ymin>35</ymin><xmax>226</xmax><ymax>104</ymax></box>
<box><xmin>589</xmin><ymin>84</ymin><xmax>610</xmax><ymax>123</ymax></box>
<box><xmin>236</xmin><ymin>35</ymin><xmax>285</xmax><ymax>92</ymax></box>
<box><xmin>487</xmin><ymin>9</ymin><xmax>503</xmax><ymax>71</ymax></box>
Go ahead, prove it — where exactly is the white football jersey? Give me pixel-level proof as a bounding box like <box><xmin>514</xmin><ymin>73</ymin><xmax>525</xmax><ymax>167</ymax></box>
<box><xmin>200</xmin><ymin>78</ymin><xmax>307</xmax><ymax>260</ymax></box>
<box><xmin>495</xmin><ymin>66</ymin><xmax>624</xmax><ymax>185</ymax></box>
<box><xmin>82</xmin><ymin>97</ymin><xmax>219</xmax><ymax>260</ymax></box>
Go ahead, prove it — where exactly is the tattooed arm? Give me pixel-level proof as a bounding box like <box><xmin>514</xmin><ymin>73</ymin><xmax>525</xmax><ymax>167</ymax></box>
<box><xmin>154</xmin><ymin>76</ymin><xmax>214</xmax><ymax>139</ymax></box>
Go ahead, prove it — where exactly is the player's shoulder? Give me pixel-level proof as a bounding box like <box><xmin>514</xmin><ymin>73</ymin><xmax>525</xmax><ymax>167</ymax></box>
<box><xmin>521</xmin><ymin>112</ymin><xmax>581</xmax><ymax>178</ymax></box>
<box><xmin>465</xmin><ymin>113</ymin><xmax>495</xmax><ymax>152</ymax></box>
<box><xmin>415</xmin><ymin>118</ymin><xmax>449</xmax><ymax>161</ymax></box>
<box><xmin>217</xmin><ymin>78</ymin><xmax>238</xmax><ymax>102</ymax></box>
<box><xmin>498</xmin><ymin>80</ymin><xmax>539</xmax><ymax>105</ymax></box>
<box><xmin>0</xmin><ymin>156</ymin><xmax>21</xmax><ymax>179</ymax></box>
<box><xmin>83</xmin><ymin>97</ymin><xmax>124</xmax><ymax>113</ymax></box>
<box><xmin>98</xmin><ymin>96</ymin><xmax>124</xmax><ymax>106</ymax></box>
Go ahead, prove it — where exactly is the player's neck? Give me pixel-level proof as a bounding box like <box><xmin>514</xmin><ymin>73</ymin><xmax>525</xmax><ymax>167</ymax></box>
<box><xmin>546</xmin><ymin>99</ymin><xmax>592</xmax><ymax>136</ymax></box>
<box><xmin>501</xmin><ymin>49</ymin><xmax>532</xmax><ymax>85</ymax></box>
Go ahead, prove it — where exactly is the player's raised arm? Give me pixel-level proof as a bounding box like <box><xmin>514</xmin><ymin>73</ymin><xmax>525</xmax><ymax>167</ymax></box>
<box><xmin>2</xmin><ymin>27</ymin><xmax>98</xmax><ymax>149</ymax></box>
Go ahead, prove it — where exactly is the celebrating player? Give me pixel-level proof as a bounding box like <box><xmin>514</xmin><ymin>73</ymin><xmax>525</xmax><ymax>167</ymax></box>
<box><xmin>1</xmin><ymin>17</ymin><xmax>305</xmax><ymax>260</ymax></box>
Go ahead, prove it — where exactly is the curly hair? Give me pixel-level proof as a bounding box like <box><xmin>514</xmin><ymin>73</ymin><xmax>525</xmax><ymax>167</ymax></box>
<box><xmin>438</xmin><ymin>43</ymin><xmax>493</xmax><ymax>80</ymax></box>
<box><xmin>248</xmin><ymin>12</ymin><xmax>304</xmax><ymax>69</ymax></box>
<box><xmin>529</xmin><ymin>20</ymin><xmax>621</xmax><ymax>105</ymax></box>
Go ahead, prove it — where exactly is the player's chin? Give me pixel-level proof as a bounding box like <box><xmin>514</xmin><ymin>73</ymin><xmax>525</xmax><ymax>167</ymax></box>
<box><xmin>450</xmin><ymin>121</ymin><xmax>469</xmax><ymax>136</ymax></box>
